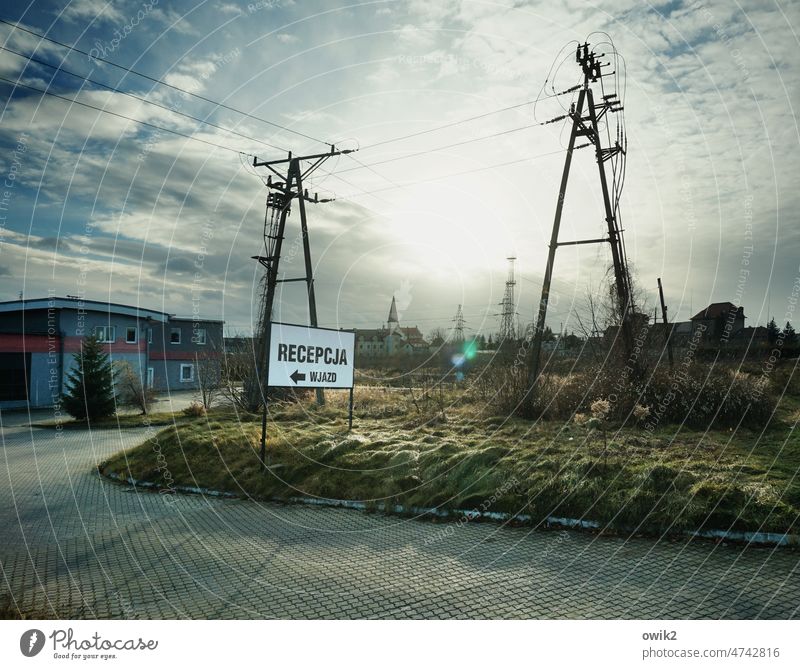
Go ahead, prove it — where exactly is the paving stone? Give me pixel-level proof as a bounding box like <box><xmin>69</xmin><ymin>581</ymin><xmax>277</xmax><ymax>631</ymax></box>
<box><xmin>1</xmin><ymin>420</ymin><xmax>798</xmax><ymax>619</ymax></box>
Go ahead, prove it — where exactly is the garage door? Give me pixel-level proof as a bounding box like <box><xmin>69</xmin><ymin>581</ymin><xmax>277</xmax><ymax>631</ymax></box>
<box><xmin>0</xmin><ymin>352</ymin><xmax>30</xmax><ymax>401</ymax></box>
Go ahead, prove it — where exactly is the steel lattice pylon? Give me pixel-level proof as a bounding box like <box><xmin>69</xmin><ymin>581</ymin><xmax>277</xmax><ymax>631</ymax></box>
<box><xmin>498</xmin><ymin>257</ymin><xmax>517</xmax><ymax>343</ymax></box>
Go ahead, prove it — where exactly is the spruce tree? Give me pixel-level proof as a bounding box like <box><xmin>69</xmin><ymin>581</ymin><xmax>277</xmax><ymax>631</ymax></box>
<box><xmin>62</xmin><ymin>335</ymin><xmax>117</xmax><ymax>421</ymax></box>
<box><xmin>767</xmin><ymin>317</ymin><xmax>780</xmax><ymax>344</ymax></box>
<box><xmin>783</xmin><ymin>321</ymin><xmax>797</xmax><ymax>346</ymax></box>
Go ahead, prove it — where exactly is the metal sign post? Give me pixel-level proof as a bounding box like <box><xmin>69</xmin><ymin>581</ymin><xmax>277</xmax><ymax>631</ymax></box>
<box><xmin>260</xmin><ymin>323</ymin><xmax>356</xmax><ymax>471</ymax></box>
<box><xmin>348</xmin><ymin>385</ymin><xmax>354</xmax><ymax>432</ymax></box>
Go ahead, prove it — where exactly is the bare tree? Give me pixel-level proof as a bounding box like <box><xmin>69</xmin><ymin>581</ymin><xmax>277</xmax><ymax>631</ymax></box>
<box><xmin>194</xmin><ymin>351</ymin><xmax>222</xmax><ymax>410</ymax></box>
<box><xmin>114</xmin><ymin>361</ymin><xmax>157</xmax><ymax>415</ymax></box>
<box><xmin>573</xmin><ymin>287</ymin><xmax>604</xmax><ymax>362</ymax></box>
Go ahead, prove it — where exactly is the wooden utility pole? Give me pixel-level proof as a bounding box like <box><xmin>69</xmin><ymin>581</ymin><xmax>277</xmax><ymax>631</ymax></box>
<box><xmin>249</xmin><ymin>147</ymin><xmax>354</xmax><ymax>466</ymax></box>
<box><xmin>657</xmin><ymin>277</ymin><xmax>673</xmax><ymax>368</ymax></box>
<box><xmin>526</xmin><ymin>43</ymin><xmax>631</xmax><ymax>409</ymax></box>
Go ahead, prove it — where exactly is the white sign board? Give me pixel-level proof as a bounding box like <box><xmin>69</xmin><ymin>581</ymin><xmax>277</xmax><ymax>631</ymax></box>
<box><xmin>267</xmin><ymin>323</ymin><xmax>355</xmax><ymax>389</ymax></box>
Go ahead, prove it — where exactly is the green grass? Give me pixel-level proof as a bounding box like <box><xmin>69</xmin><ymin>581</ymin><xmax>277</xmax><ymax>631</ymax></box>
<box><xmin>100</xmin><ymin>387</ymin><xmax>800</xmax><ymax>537</ymax></box>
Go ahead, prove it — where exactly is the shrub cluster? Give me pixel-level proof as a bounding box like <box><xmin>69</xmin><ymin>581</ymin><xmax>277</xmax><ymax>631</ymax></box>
<box><xmin>483</xmin><ymin>361</ymin><xmax>782</xmax><ymax>429</ymax></box>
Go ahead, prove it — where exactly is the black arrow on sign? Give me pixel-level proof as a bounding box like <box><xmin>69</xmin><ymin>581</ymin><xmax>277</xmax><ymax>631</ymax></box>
<box><xmin>290</xmin><ymin>369</ymin><xmax>306</xmax><ymax>384</ymax></box>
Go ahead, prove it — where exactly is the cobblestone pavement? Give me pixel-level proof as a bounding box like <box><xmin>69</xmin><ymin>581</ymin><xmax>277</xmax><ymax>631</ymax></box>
<box><xmin>1</xmin><ymin>420</ymin><xmax>798</xmax><ymax>619</ymax></box>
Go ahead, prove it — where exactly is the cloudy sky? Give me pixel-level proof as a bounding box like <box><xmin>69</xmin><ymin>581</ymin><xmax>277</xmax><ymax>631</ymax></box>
<box><xmin>0</xmin><ymin>0</ymin><xmax>797</xmax><ymax>336</ymax></box>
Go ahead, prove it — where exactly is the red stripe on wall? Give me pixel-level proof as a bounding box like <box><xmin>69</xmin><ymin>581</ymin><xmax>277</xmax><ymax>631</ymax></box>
<box><xmin>62</xmin><ymin>337</ymin><xmax>146</xmax><ymax>354</ymax></box>
<box><xmin>148</xmin><ymin>351</ymin><xmax>221</xmax><ymax>361</ymax></box>
<box><xmin>0</xmin><ymin>333</ymin><xmax>56</xmax><ymax>353</ymax></box>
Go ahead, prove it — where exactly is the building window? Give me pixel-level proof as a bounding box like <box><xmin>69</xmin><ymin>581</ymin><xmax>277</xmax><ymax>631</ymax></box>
<box><xmin>126</xmin><ymin>327</ymin><xmax>138</xmax><ymax>344</ymax></box>
<box><xmin>180</xmin><ymin>363</ymin><xmax>194</xmax><ymax>382</ymax></box>
<box><xmin>170</xmin><ymin>327</ymin><xmax>181</xmax><ymax>344</ymax></box>
<box><xmin>193</xmin><ymin>328</ymin><xmax>207</xmax><ymax>345</ymax></box>
<box><xmin>147</xmin><ymin>328</ymin><xmax>153</xmax><ymax>344</ymax></box>
<box><xmin>94</xmin><ymin>325</ymin><xmax>116</xmax><ymax>343</ymax></box>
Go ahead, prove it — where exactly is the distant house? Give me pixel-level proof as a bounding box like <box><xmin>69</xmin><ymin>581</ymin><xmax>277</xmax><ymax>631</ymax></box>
<box><xmin>730</xmin><ymin>326</ymin><xmax>769</xmax><ymax>347</ymax></box>
<box><xmin>0</xmin><ymin>296</ymin><xmax>223</xmax><ymax>409</ymax></box>
<box><xmin>355</xmin><ymin>297</ymin><xmax>428</xmax><ymax>357</ymax></box>
<box><xmin>690</xmin><ymin>302</ymin><xmax>745</xmax><ymax>343</ymax></box>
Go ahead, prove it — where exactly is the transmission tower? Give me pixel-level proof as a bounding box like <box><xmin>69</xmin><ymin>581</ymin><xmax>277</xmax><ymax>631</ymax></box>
<box><xmin>499</xmin><ymin>257</ymin><xmax>518</xmax><ymax>343</ymax></box>
<box><xmin>452</xmin><ymin>304</ymin><xmax>466</xmax><ymax>342</ymax></box>
<box><xmin>246</xmin><ymin>145</ymin><xmax>354</xmax><ymax>417</ymax></box>
<box><xmin>527</xmin><ymin>42</ymin><xmax>634</xmax><ymax>400</ymax></box>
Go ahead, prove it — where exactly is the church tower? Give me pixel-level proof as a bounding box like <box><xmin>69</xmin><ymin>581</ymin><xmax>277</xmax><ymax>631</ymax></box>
<box><xmin>387</xmin><ymin>296</ymin><xmax>400</xmax><ymax>334</ymax></box>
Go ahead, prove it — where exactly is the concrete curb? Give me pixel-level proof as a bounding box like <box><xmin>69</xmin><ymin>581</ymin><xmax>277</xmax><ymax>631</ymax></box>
<box><xmin>100</xmin><ymin>469</ymin><xmax>799</xmax><ymax>548</ymax></box>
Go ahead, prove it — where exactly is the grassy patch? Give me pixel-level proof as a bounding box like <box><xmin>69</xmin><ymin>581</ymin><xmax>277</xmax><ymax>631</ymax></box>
<box><xmin>100</xmin><ymin>388</ymin><xmax>800</xmax><ymax>537</ymax></box>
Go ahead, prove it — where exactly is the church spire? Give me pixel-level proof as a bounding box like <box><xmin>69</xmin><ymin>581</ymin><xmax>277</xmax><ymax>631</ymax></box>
<box><xmin>388</xmin><ymin>296</ymin><xmax>399</xmax><ymax>332</ymax></box>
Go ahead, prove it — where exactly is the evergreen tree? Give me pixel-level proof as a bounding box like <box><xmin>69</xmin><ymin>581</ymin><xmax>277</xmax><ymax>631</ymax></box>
<box><xmin>62</xmin><ymin>335</ymin><xmax>116</xmax><ymax>421</ymax></box>
<box><xmin>783</xmin><ymin>321</ymin><xmax>797</xmax><ymax>346</ymax></box>
<box><xmin>766</xmin><ymin>318</ymin><xmax>780</xmax><ymax>344</ymax></box>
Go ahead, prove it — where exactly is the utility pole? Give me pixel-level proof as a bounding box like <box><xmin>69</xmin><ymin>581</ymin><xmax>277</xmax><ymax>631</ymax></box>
<box><xmin>499</xmin><ymin>257</ymin><xmax>518</xmax><ymax>345</ymax></box>
<box><xmin>657</xmin><ymin>277</ymin><xmax>673</xmax><ymax>368</ymax></box>
<box><xmin>526</xmin><ymin>42</ymin><xmax>632</xmax><ymax>407</ymax></box>
<box><xmin>247</xmin><ymin>146</ymin><xmax>354</xmax><ymax>426</ymax></box>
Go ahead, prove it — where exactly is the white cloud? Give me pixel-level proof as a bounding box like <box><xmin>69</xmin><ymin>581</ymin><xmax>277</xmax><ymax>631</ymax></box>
<box><xmin>60</xmin><ymin>0</ymin><xmax>126</xmax><ymax>25</ymax></box>
<box><xmin>0</xmin><ymin>0</ymin><xmax>797</xmax><ymax>332</ymax></box>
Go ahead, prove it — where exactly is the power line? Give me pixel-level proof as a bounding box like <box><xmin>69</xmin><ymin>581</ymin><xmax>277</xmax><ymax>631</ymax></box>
<box><xmin>0</xmin><ymin>45</ymin><xmax>287</xmax><ymax>153</ymax></box>
<box><xmin>0</xmin><ymin>74</ymin><xmax>252</xmax><ymax>157</ymax></box>
<box><xmin>0</xmin><ymin>74</ymin><xmax>579</xmax><ymax>209</ymax></box>
<box><xmin>0</xmin><ymin>56</ymin><xmax>371</xmax><ymax>194</ymax></box>
<box><xmin>336</xmin><ymin>119</ymin><xmax>561</xmax><ymax>175</ymax></box>
<box><xmin>0</xmin><ymin>20</ymin><xmax>582</xmax><ymax>185</ymax></box>
<box><xmin>0</xmin><ymin>18</ymin><xmax>329</xmax><ymax>147</ymax></box>
<box><xmin>360</xmin><ymin>86</ymin><xmax>578</xmax><ymax>151</ymax></box>
<box><xmin>337</xmin><ymin>145</ymin><xmax>585</xmax><ymax>201</ymax></box>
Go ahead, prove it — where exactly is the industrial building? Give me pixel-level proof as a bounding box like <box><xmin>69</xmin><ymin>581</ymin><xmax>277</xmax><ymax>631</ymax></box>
<box><xmin>0</xmin><ymin>296</ymin><xmax>223</xmax><ymax>409</ymax></box>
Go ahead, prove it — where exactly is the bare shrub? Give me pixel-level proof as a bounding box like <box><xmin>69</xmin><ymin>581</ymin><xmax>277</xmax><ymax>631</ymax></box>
<box><xmin>182</xmin><ymin>402</ymin><xmax>206</xmax><ymax>417</ymax></box>
<box><xmin>194</xmin><ymin>351</ymin><xmax>222</xmax><ymax>410</ymax></box>
<box><xmin>114</xmin><ymin>361</ymin><xmax>157</xmax><ymax>415</ymax></box>
<box><xmin>480</xmin><ymin>360</ymin><xmax>778</xmax><ymax>429</ymax></box>
<box><xmin>406</xmin><ymin>370</ymin><xmax>448</xmax><ymax>421</ymax></box>
<box><xmin>219</xmin><ymin>347</ymin><xmax>257</xmax><ymax>412</ymax></box>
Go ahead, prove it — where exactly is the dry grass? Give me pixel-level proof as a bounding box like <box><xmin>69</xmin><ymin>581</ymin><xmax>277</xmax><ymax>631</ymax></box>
<box><xmin>101</xmin><ymin>385</ymin><xmax>800</xmax><ymax>536</ymax></box>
